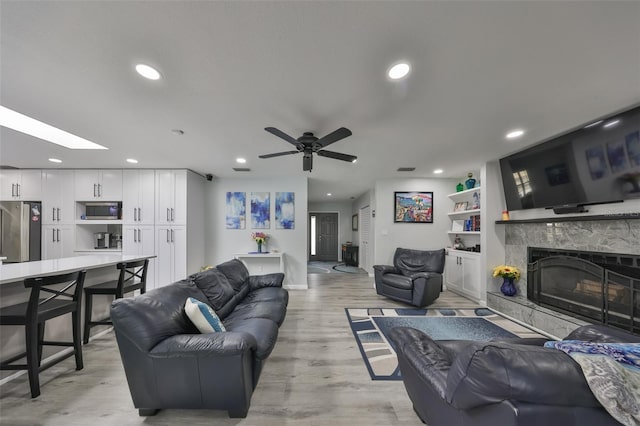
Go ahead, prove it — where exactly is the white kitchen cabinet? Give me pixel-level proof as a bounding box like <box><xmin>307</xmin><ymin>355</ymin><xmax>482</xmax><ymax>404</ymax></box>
<box><xmin>42</xmin><ymin>224</ymin><xmax>75</xmax><ymax>260</ymax></box>
<box><xmin>0</xmin><ymin>169</ymin><xmax>42</xmax><ymax>201</ymax></box>
<box><xmin>123</xmin><ymin>170</ymin><xmax>155</xmax><ymax>225</ymax></box>
<box><xmin>155</xmin><ymin>170</ymin><xmax>187</xmax><ymax>225</ymax></box>
<box><xmin>42</xmin><ymin>170</ymin><xmax>75</xmax><ymax>224</ymax></box>
<box><xmin>155</xmin><ymin>225</ymin><xmax>187</xmax><ymax>288</ymax></box>
<box><xmin>74</xmin><ymin>170</ymin><xmax>122</xmax><ymax>201</ymax></box>
<box><xmin>123</xmin><ymin>225</ymin><xmax>155</xmax><ymax>288</ymax></box>
<box><xmin>445</xmin><ymin>250</ymin><xmax>481</xmax><ymax>301</ymax></box>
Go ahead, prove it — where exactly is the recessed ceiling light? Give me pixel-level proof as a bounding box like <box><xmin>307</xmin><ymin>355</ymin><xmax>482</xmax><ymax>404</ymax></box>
<box><xmin>388</xmin><ymin>62</ymin><xmax>411</xmax><ymax>80</ymax></box>
<box><xmin>603</xmin><ymin>119</ymin><xmax>620</xmax><ymax>128</ymax></box>
<box><xmin>126</xmin><ymin>158</ymin><xmax>138</xmax><ymax>164</ymax></box>
<box><xmin>0</xmin><ymin>105</ymin><xmax>107</xmax><ymax>149</ymax></box>
<box><xmin>433</xmin><ymin>169</ymin><xmax>443</xmax><ymax>174</ymax></box>
<box><xmin>236</xmin><ymin>157</ymin><xmax>247</xmax><ymax>164</ymax></box>
<box><xmin>135</xmin><ymin>64</ymin><xmax>161</xmax><ymax>80</ymax></box>
<box><xmin>327</xmin><ymin>193</ymin><xmax>332</xmax><ymax>196</ymax></box>
<box><xmin>506</xmin><ymin>129</ymin><xmax>525</xmax><ymax>139</ymax></box>
<box><xmin>48</xmin><ymin>158</ymin><xmax>62</xmax><ymax>163</ymax></box>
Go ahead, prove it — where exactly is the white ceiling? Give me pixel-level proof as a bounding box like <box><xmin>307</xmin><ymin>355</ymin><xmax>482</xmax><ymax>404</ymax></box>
<box><xmin>1</xmin><ymin>1</ymin><xmax>639</xmax><ymax>202</ymax></box>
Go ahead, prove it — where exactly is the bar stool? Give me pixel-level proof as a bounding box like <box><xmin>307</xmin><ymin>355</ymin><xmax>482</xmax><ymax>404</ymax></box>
<box><xmin>0</xmin><ymin>270</ymin><xmax>86</xmax><ymax>398</ymax></box>
<box><xmin>83</xmin><ymin>259</ymin><xmax>148</xmax><ymax>344</ymax></box>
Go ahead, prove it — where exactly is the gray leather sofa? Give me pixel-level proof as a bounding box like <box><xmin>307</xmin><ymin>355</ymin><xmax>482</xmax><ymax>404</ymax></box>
<box><xmin>110</xmin><ymin>259</ymin><xmax>288</xmax><ymax>418</ymax></box>
<box><xmin>373</xmin><ymin>248</ymin><xmax>445</xmax><ymax>307</ymax></box>
<box><xmin>389</xmin><ymin>324</ymin><xmax>640</xmax><ymax>426</ymax></box>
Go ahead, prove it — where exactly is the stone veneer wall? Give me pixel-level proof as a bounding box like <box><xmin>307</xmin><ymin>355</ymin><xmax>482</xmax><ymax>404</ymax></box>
<box><xmin>487</xmin><ymin>218</ymin><xmax>640</xmax><ymax>337</ymax></box>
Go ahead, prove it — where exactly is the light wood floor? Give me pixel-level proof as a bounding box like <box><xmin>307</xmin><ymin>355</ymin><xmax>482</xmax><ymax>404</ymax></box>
<box><xmin>0</xmin><ymin>272</ymin><xmax>479</xmax><ymax>425</ymax></box>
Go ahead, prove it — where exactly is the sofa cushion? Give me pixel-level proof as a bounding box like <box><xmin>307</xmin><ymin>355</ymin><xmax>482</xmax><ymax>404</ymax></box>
<box><xmin>184</xmin><ymin>297</ymin><xmax>226</xmax><ymax>333</ymax></box>
<box><xmin>393</xmin><ymin>248</ymin><xmax>445</xmax><ymax>277</ymax></box>
<box><xmin>217</xmin><ymin>284</ymin><xmax>250</xmax><ymax>319</ymax></box>
<box><xmin>217</xmin><ymin>259</ymin><xmax>250</xmax><ymax>292</ymax></box>
<box><xmin>223</xmin><ymin>317</ymin><xmax>279</xmax><ymax>360</ymax></box>
<box><xmin>242</xmin><ymin>287</ymin><xmax>289</xmax><ymax>305</ymax></box>
<box><xmin>224</xmin><ymin>299</ymin><xmax>287</xmax><ymax>327</ymax></box>
<box><xmin>382</xmin><ymin>273</ymin><xmax>413</xmax><ymax>290</ymax></box>
<box><xmin>190</xmin><ymin>268</ymin><xmax>235</xmax><ymax>311</ymax></box>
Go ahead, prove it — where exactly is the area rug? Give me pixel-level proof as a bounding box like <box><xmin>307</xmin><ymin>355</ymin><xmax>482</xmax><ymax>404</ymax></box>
<box><xmin>308</xmin><ymin>261</ymin><xmax>365</xmax><ymax>274</ymax></box>
<box><xmin>345</xmin><ymin>307</ymin><xmax>549</xmax><ymax>380</ymax></box>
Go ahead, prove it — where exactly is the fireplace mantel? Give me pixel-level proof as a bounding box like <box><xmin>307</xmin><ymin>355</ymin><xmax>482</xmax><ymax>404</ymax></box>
<box><xmin>495</xmin><ymin>213</ymin><xmax>640</xmax><ymax>224</ymax></box>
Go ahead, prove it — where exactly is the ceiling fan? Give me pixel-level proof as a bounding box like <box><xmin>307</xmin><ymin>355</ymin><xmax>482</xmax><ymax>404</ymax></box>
<box><xmin>259</xmin><ymin>127</ymin><xmax>356</xmax><ymax>172</ymax></box>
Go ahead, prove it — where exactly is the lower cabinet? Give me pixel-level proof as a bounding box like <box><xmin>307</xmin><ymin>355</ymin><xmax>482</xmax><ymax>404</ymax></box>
<box><xmin>42</xmin><ymin>225</ymin><xmax>75</xmax><ymax>259</ymax></box>
<box><xmin>123</xmin><ymin>225</ymin><xmax>156</xmax><ymax>289</ymax></box>
<box><xmin>445</xmin><ymin>250</ymin><xmax>481</xmax><ymax>301</ymax></box>
<box><xmin>155</xmin><ymin>226</ymin><xmax>186</xmax><ymax>288</ymax></box>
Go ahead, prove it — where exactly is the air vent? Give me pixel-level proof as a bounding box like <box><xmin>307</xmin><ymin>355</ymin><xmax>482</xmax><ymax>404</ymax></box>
<box><xmin>232</xmin><ymin>167</ymin><xmax>251</xmax><ymax>172</ymax></box>
<box><xmin>397</xmin><ymin>167</ymin><xmax>416</xmax><ymax>172</ymax></box>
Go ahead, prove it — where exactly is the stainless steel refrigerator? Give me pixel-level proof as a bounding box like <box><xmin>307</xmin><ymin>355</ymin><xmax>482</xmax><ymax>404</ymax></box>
<box><xmin>0</xmin><ymin>201</ymin><xmax>42</xmax><ymax>263</ymax></box>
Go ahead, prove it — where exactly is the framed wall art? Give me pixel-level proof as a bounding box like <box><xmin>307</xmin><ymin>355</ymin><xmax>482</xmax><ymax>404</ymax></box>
<box><xmin>394</xmin><ymin>191</ymin><xmax>433</xmax><ymax>223</ymax></box>
<box><xmin>250</xmin><ymin>192</ymin><xmax>270</xmax><ymax>229</ymax></box>
<box><xmin>226</xmin><ymin>192</ymin><xmax>246</xmax><ymax>229</ymax></box>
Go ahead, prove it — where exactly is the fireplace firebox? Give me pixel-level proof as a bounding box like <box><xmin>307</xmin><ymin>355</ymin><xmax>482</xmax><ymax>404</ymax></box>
<box><xmin>528</xmin><ymin>247</ymin><xmax>639</xmax><ymax>335</ymax></box>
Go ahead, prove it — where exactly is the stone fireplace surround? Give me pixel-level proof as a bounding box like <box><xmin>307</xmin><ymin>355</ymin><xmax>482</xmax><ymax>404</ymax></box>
<box><xmin>487</xmin><ymin>217</ymin><xmax>640</xmax><ymax>338</ymax></box>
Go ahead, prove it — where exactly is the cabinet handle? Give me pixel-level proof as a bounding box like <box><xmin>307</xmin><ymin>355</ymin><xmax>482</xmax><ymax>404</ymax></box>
<box><xmin>93</xmin><ymin>184</ymin><xmax>97</xmax><ymax>197</ymax></box>
<box><xmin>16</xmin><ymin>184</ymin><xmax>20</xmax><ymax>197</ymax></box>
<box><xmin>138</xmin><ymin>229</ymin><xmax>141</xmax><ymax>243</ymax></box>
<box><xmin>52</xmin><ymin>207</ymin><xmax>56</xmax><ymax>221</ymax></box>
<box><xmin>56</xmin><ymin>208</ymin><xmax>60</xmax><ymax>221</ymax></box>
<box><xmin>98</xmin><ymin>184</ymin><xmax>102</xmax><ymax>197</ymax></box>
<box><xmin>133</xmin><ymin>229</ymin><xmax>137</xmax><ymax>243</ymax></box>
<box><xmin>52</xmin><ymin>229</ymin><xmax>56</xmax><ymax>243</ymax></box>
<box><xmin>166</xmin><ymin>208</ymin><xmax>170</xmax><ymax>222</ymax></box>
<box><xmin>166</xmin><ymin>229</ymin><xmax>170</xmax><ymax>243</ymax></box>
<box><xmin>133</xmin><ymin>208</ymin><xmax>137</xmax><ymax>222</ymax></box>
<box><xmin>138</xmin><ymin>208</ymin><xmax>141</xmax><ymax>222</ymax></box>
<box><xmin>56</xmin><ymin>228</ymin><xmax>60</xmax><ymax>242</ymax></box>
<box><xmin>11</xmin><ymin>183</ymin><xmax>15</xmax><ymax>197</ymax></box>
<box><xmin>171</xmin><ymin>208</ymin><xmax>174</xmax><ymax>222</ymax></box>
<box><xmin>171</xmin><ymin>229</ymin><xmax>174</xmax><ymax>242</ymax></box>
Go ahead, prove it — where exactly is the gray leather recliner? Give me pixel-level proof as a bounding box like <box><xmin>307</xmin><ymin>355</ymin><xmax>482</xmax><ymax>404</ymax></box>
<box><xmin>373</xmin><ymin>248</ymin><xmax>445</xmax><ymax>307</ymax></box>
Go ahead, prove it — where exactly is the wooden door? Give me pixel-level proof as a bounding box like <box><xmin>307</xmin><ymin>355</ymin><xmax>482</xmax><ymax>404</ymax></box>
<box><xmin>309</xmin><ymin>212</ymin><xmax>338</xmax><ymax>261</ymax></box>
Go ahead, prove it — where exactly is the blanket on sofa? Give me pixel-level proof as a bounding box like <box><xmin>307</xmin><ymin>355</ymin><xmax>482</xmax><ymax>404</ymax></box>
<box><xmin>544</xmin><ymin>340</ymin><xmax>640</xmax><ymax>426</ymax></box>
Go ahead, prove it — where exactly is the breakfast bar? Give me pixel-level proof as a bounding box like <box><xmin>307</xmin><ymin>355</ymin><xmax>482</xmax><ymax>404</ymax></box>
<box><xmin>0</xmin><ymin>254</ymin><xmax>155</xmax><ymax>382</ymax></box>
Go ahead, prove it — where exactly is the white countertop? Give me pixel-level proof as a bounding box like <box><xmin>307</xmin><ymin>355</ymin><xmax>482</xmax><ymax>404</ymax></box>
<box><xmin>0</xmin><ymin>254</ymin><xmax>155</xmax><ymax>285</ymax></box>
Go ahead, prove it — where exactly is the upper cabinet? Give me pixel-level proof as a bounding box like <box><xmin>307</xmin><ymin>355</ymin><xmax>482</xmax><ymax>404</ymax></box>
<box><xmin>0</xmin><ymin>169</ymin><xmax>42</xmax><ymax>201</ymax></box>
<box><xmin>122</xmin><ymin>170</ymin><xmax>155</xmax><ymax>225</ymax></box>
<box><xmin>74</xmin><ymin>170</ymin><xmax>122</xmax><ymax>201</ymax></box>
<box><xmin>42</xmin><ymin>170</ymin><xmax>75</xmax><ymax>224</ymax></box>
<box><xmin>155</xmin><ymin>170</ymin><xmax>187</xmax><ymax>225</ymax></box>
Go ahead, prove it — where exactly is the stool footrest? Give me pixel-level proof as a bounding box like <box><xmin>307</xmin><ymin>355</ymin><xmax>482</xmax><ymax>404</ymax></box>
<box><xmin>39</xmin><ymin>350</ymin><xmax>76</xmax><ymax>372</ymax></box>
<box><xmin>1</xmin><ymin>351</ymin><xmax>28</xmax><ymax>366</ymax></box>
<box><xmin>88</xmin><ymin>320</ymin><xmax>112</xmax><ymax>326</ymax></box>
<box><xmin>41</xmin><ymin>341</ymin><xmax>74</xmax><ymax>347</ymax></box>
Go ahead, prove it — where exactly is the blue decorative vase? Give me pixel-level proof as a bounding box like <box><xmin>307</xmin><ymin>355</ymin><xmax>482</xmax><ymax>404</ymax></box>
<box><xmin>500</xmin><ymin>277</ymin><xmax>517</xmax><ymax>296</ymax></box>
<box><xmin>257</xmin><ymin>242</ymin><xmax>263</xmax><ymax>253</ymax></box>
<box><xmin>465</xmin><ymin>173</ymin><xmax>476</xmax><ymax>189</ymax></box>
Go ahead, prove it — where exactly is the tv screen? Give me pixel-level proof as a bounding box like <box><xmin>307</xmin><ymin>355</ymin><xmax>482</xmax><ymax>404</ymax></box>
<box><xmin>500</xmin><ymin>105</ymin><xmax>640</xmax><ymax>211</ymax></box>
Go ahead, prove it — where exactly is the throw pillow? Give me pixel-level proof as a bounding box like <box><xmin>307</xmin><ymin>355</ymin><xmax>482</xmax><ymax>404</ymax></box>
<box><xmin>184</xmin><ymin>297</ymin><xmax>226</xmax><ymax>333</ymax></box>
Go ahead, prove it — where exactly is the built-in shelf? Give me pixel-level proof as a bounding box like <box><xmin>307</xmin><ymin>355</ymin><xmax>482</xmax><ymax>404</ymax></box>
<box><xmin>447</xmin><ymin>231</ymin><xmax>481</xmax><ymax>235</ymax></box>
<box><xmin>447</xmin><ymin>186</ymin><xmax>481</xmax><ymax>200</ymax></box>
<box><xmin>495</xmin><ymin>213</ymin><xmax>640</xmax><ymax>224</ymax></box>
<box><xmin>446</xmin><ymin>248</ymin><xmax>481</xmax><ymax>256</ymax></box>
<box><xmin>448</xmin><ymin>209</ymin><xmax>481</xmax><ymax>217</ymax></box>
<box><xmin>76</xmin><ymin>220</ymin><xmax>123</xmax><ymax>225</ymax></box>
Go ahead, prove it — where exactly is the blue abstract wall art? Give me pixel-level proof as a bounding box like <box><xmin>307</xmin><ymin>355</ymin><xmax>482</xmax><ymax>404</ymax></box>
<box><xmin>275</xmin><ymin>192</ymin><xmax>295</xmax><ymax>229</ymax></box>
<box><xmin>251</xmin><ymin>192</ymin><xmax>270</xmax><ymax>229</ymax></box>
<box><xmin>226</xmin><ymin>192</ymin><xmax>246</xmax><ymax>229</ymax></box>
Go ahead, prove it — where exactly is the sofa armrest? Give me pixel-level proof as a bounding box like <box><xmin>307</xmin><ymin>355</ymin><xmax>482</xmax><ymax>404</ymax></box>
<box><xmin>373</xmin><ymin>265</ymin><xmax>397</xmax><ymax>275</ymax></box>
<box><xmin>445</xmin><ymin>342</ymin><xmax>601</xmax><ymax>410</ymax></box>
<box><xmin>149</xmin><ymin>332</ymin><xmax>257</xmax><ymax>358</ymax></box>
<box><xmin>410</xmin><ymin>272</ymin><xmax>442</xmax><ymax>306</ymax></box>
<box><xmin>248</xmin><ymin>273</ymin><xmax>284</xmax><ymax>291</ymax></box>
<box><xmin>489</xmin><ymin>337</ymin><xmax>552</xmax><ymax>346</ymax></box>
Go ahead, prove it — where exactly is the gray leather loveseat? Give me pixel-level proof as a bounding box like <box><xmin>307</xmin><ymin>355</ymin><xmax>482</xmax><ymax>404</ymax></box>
<box><xmin>110</xmin><ymin>259</ymin><xmax>288</xmax><ymax>418</ymax></box>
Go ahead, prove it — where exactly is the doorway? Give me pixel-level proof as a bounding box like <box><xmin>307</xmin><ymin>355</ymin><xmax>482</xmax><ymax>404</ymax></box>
<box><xmin>359</xmin><ymin>205</ymin><xmax>370</xmax><ymax>272</ymax></box>
<box><xmin>309</xmin><ymin>212</ymin><xmax>339</xmax><ymax>261</ymax></box>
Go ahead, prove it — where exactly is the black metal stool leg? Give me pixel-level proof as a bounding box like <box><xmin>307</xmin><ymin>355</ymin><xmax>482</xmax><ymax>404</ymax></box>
<box><xmin>72</xmin><ymin>310</ymin><xmax>83</xmax><ymax>370</ymax></box>
<box><xmin>83</xmin><ymin>293</ymin><xmax>92</xmax><ymax>344</ymax></box>
<box><xmin>37</xmin><ymin>322</ymin><xmax>45</xmax><ymax>366</ymax></box>
<box><xmin>25</xmin><ymin>320</ymin><xmax>40</xmax><ymax>398</ymax></box>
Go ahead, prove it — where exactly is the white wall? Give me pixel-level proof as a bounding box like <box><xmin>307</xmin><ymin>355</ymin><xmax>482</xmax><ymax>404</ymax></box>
<box><xmin>204</xmin><ymin>176</ymin><xmax>308</xmax><ymax>289</ymax></box>
<box><xmin>373</xmin><ymin>178</ymin><xmax>459</xmax><ymax>266</ymax></box>
<box><xmin>308</xmin><ymin>200</ymin><xmax>353</xmax><ymax>259</ymax></box>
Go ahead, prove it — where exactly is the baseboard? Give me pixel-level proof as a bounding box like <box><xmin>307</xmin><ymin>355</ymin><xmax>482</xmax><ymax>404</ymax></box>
<box><xmin>284</xmin><ymin>284</ymin><xmax>309</xmax><ymax>290</ymax></box>
<box><xmin>0</xmin><ymin>327</ymin><xmax>114</xmax><ymax>386</ymax></box>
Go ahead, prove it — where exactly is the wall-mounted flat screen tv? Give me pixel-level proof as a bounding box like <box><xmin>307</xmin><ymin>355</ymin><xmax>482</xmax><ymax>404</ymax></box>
<box><xmin>500</xmin><ymin>105</ymin><xmax>640</xmax><ymax>212</ymax></box>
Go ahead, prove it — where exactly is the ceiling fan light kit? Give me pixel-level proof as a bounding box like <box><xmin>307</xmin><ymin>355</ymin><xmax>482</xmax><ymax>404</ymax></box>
<box><xmin>260</xmin><ymin>126</ymin><xmax>356</xmax><ymax>172</ymax></box>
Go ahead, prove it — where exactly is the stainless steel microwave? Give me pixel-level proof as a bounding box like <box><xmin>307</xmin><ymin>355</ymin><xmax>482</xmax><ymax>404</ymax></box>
<box><xmin>85</xmin><ymin>202</ymin><xmax>121</xmax><ymax>220</ymax></box>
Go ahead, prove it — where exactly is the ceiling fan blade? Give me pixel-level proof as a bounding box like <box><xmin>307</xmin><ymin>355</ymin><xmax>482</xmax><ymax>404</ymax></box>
<box><xmin>303</xmin><ymin>154</ymin><xmax>313</xmax><ymax>171</ymax></box>
<box><xmin>259</xmin><ymin>150</ymin><xmax>300</xmax><ymax>159</ymax></box>
<box><xmin>265</xmin><ymin>127</ymin><xmax>300</xmax><ymax>146</ymax></box>
<box><xmin>317</xmin><ymin>150</ymin><xmax>357</xmax><ymax>163</ymax></box>
<box><xmin>315</xmin><ymin>127</ymin><xmax>352</xmax><ymax>149</ymax></box>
